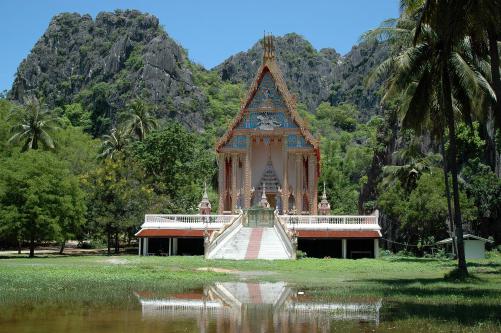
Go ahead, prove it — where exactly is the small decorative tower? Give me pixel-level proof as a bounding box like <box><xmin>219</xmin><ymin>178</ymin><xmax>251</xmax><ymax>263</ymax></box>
<box><xmin>262</xmin><ymin>33</ymin><xmax>275</xmax><ymax>61</ymax></box>
<box><xmin>198</xmin><ymin>182</ymin><xmax>212</xmax><ymax>215</ymax></box>
<box><xmin>259</xmin><ymin>182</ymin><xmax>270</xmax><ymax>208</ymax></box>
<box><xmin>318</xmin><ymin>182</ymin><xmax>331</xmax><ymax>215</ymax></box>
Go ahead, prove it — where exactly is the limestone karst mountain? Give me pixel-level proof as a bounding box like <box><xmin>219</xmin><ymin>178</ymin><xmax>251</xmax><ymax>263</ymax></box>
<box><xmin>8</xmin><ymin>10</ymin><xmax>387</xmax><ymax>136</ymax></box>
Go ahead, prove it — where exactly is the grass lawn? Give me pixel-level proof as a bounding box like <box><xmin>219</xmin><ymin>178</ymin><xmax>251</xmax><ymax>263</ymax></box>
<box><xmin>0</xmin><ymin>253</ymin><xmax>500</xmax><ymax>332</ymax></box>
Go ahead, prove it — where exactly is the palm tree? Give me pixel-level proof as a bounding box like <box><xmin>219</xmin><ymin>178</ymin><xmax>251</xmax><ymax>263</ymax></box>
<box><xmin>412</xmin><ymin>0</ymin><xmax>497</xmax><ymax>275</ymax></box>
<box><xmin>382</xmin><ymin>145</ymin><xmax>442</xmax><ymax>192</ymax></box>
<box><xmin>123</xmin><ymin>99</ymin><xmax>158</xmax><ymax>141</ymax></box>
<box><xmin>99</xmin><ymin>127</ymin><xmax>130</xmax><ymax>160</ymax></box>
<box><xmin>366</xmin><ymin>1</ymin><xmax>495</xmax><ymax>274</ymax></box>
<box><xmin>8</xmin><ymin>97</ymin><xmax>59</xmax><ymax>152</ymax></box>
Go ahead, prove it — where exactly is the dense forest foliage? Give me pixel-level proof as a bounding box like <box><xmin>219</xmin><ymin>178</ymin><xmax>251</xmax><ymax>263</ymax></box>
<box><xmin>0</xmin><ymin>2</ymin><xmax>500</xmax><ymax>272</ymax></box>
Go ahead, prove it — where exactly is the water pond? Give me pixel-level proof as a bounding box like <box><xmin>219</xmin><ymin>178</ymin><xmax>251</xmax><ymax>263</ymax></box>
<box><xmin>0</xmin><ymin>281</ymin><xmax>498</xmax><ymax>332</ymax></box>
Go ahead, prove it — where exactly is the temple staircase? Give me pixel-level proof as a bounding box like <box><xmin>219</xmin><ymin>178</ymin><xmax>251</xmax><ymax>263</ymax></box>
<box><xmin>208</xmin><ymin>226</ymin><xmax>290</xmax><ymax>260</ymax></box>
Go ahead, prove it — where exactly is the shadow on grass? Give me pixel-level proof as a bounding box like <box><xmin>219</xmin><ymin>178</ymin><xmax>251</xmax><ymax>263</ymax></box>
<box><xmin>355</xmin><ymin>276</ymin><xmax>501</xmax><ymax>299</ymax></box>
<box><xmin>384</xmin><ymin>301</ymin><xmax>501</xmax><ymax>325</ymax></box>
<box><xmin>384</xmin><ymin>257</ymin><xmax>451</xmax><ymax>263</ymax></box>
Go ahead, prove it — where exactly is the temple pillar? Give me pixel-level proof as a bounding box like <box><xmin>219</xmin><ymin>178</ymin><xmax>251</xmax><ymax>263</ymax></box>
<box><xmin>342</xmin><ymin>239</ymin><xmax>347</xmax><ymax>259</ymax></box>
<box><xmin>282</xmin><ymin>140</ymin><xmax>289</xmax><ymax>213</ymax></box>
<box><xmin>231</xmin><ymin>153</ymin><xmax>238</xmax><ymax>211</ymax></box>
<box><xmin>295</xmin><ymin>153</ymin><xmax>302</xmax><ymax>213</ymax></box>
<box><xmin>172</xmin><ymin>238</ymin><xmax>178</xmax><ymax>255</ymax></box>
<box><xmin>217</xmin><ymin>153</ymin><xmax>225</xmax><ymax>213</ymax></box>
<box><xmin>308</xmin><ymin>154</ymin><xmax>318</xmax><ymax>214</ymax></box>
<box><xmin>142</xmin><ymin>237</ymin><xmax>148</xmax><ymax>256</ymax></box>
<box><xmin>244</xmin><ymin>136</ymin><xmax>252</xmax><ymax>208</ymax></box>
<box><xmin>374</xmin><ymin>239</ymin><xmax>380</xmax><ymax>258</ymax></box>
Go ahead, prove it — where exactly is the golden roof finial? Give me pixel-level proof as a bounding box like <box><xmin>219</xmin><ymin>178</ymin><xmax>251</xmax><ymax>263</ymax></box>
<box><xmin>262</xmin><ymin>32</ymin><xmax>275</xmax><ymax>61</ymax></box>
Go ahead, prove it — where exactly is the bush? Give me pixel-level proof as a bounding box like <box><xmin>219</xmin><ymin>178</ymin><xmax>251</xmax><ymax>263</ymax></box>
<box><xmin>395</xmin><ymin>249</ymin><xmax>415</xmax><ymax>257</ymax></box>
<box><xmin>78</xmin><ymin>241</ymin><xmax>104</xmax><ymax>249</ymax></box>
<box><xmin>296</xmin><ymin>250</ymin><xmax>308</xmax><ymax>259</ymax></box>
<box><xmin>379</xmin><ymin>249</ymin><xmax>392</xmax><ymax>257</ymax></box>
<box><xmin>423</xmin><ymin>248</ymin><xmax>450</xmax><ymax>260</ymax></box>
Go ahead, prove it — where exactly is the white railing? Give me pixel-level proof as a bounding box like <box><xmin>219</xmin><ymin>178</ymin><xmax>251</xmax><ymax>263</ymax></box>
<box><xmin>278</xmin><ymin>215</ymin><xmax>378</xmax><ymax>225</ymax></box>
<box><xmin>144</xmin><ymin>214</ymin><xmax>238</xmax><ymax>227</ymax></box>
<box><xmin>273</xmin><ymin>211</ymin><xmax>296</xmax><ymax>259</ymax></box>
<box><xmin>206</xmin><ymin>213</ymin><xmax>244</xmax><ymax>259</ymax></box>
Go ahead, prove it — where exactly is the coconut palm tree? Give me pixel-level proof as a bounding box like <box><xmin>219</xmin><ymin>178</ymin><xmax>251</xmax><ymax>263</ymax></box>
<box><xmin>411</xmin><ymin>0</ymin><xmax>498</xmax><ymax>275</ymax></box>
<box><xmin>99</xmin><ymin>127</ymin><xmax>130</xmax><ymax>160</ymax></box>
<box><xmin>123</xmin><ymin>99</ymin><xmax>158</xmax><ymax>141</ymax></box>
<box><xmin>382</xmin><ymin>145</ymin><xmax>442</xmax><ymax>192</ymax></box>
<box><xmin>366</xmin><ymin>1</ymin><xmax>496</xmax><ymax>273</ymax></box>
<box><xmin>8</xmin><ymin>97</ymin><xmax>59</xmax><ymax>152</ymax></box>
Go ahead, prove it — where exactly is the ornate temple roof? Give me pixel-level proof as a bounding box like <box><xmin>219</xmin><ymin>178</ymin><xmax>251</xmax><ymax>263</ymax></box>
<box><xmin>215</xmin><ymin>35</ymin><xmax>320</xmax><ymax>160</ymax></box>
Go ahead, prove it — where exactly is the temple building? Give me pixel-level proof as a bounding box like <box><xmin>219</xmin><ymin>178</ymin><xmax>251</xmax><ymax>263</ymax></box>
<box><xmin>135</xmin><ymin>35</ymin><xmax>382</xmax><ymax>259</ymax></box>
<box><xmin>215</xmin><ymin>35</ymin><xmax>319</xmax><ymax>214</ymax></box>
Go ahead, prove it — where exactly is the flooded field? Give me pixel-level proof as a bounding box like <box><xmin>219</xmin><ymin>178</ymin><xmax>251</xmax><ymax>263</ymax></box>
<box><xmin>1</xmin><ymin>282</ymin><xmax>385</xmax><ymax>333</ymax></box>
<box><xmin>1</xmin><ymin>256</ymin><xmax>500</xmax><ymax>332</ymax></box>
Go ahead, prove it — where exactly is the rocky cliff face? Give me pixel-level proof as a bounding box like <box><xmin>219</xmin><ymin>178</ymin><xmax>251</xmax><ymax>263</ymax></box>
<box><xmin>9</xmin><ymin>11</ymin><xmax>387</xmax><ymax>133</ymax></box>
<box><xmin>216</xmin><ymin>33</ymin><xmax>388</xmax><ymax>118</ymax></box>
<box><xmin>9</xmin><ymin>10</ymin><xmax>207</xmax><ymax>132</ymax></box>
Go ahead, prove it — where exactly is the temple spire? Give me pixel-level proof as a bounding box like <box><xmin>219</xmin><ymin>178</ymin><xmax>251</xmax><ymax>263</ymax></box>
<box><xmin>198</xmin><ymin>181</ymin><xmax>212</xmax><ymax>215</ymax></box>
<box><xmin>318</xmin><ymin>182</ymin><xmax>331</xmax><ymax>215</ymax></box>
<box><xmin>262</xmin><ymin>33</ymin><xmax>275</xmax><ymax>61</ymax></box>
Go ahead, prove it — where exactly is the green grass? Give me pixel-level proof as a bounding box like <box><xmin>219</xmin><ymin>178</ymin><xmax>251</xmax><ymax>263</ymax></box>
<box><xmin>1</xmin><ymin>253</ymin><xmax>500</xmax><ymax>332</ymax></box>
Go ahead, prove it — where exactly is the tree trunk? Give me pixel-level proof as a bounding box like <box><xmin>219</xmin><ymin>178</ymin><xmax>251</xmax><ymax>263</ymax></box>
<box><xmin>29</xmin><ymin>235</ymin><xmax>35</xmax><ymax>258</ymax></box>
<box><xmin>443</xmin><ymin>62</ymin><xmax>468</xmax><ymax>274</ymax></box>
<box><xmin>17</xmin><ymin>238</ymin><xmax>21</xmax><ymax>254</ymax></box>
<box><xmin>59</xmin><ymin>240</ymin><xmax>66</xmax><ymax>255</ymax></box>
<box><xmin>107</xmin><ymin>227</ymin><xmax>111</xmax><ymax>256</ymax></box>
<box><xmin>114</xmin><ymin>230</ymin><xmax>119</xmax><ymax>254</ymax></box>
<box><xmin>441</xmin><ymin>137</ymin><xmax>456</xmax><ymax>256</ymax></box>
<box><xmin>488</xmin><ymin>30</ymin><xmax>501</xmax><ymax>130</ymax></box>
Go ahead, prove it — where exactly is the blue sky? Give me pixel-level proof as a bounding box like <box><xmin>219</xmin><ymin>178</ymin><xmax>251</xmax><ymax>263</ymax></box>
<box><xmin>0</xmin><ymin>1</ymin><xmax>398</xmax><ymax>92</ymax></box>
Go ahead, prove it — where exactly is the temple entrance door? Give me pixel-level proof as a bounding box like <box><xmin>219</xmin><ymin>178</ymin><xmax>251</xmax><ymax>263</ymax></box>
<box><xmin>266</xmin><ymin>193</ymin><xmax>277</xmax><ymax>209</ymax></box>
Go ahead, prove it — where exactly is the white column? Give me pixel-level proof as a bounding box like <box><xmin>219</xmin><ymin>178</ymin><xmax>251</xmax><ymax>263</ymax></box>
<box><xmin>138</xmin><ymin>238</ymin><xmax>142</xmax><ymax>256</ymax></box>
<box><xmin>244</xmin><ymin>139</ymin><xmax>252</xmax><ymax>208</ymax></box>
<box><xmin>168</xmin><ymin>238</ymin><xmax>172</xmax><ymax>256</ymax></box>
<box><xmin>173</xmin><ymin>238</ymin><xmax>178</xmax><ymax>255</ymax></box>
<box><xmin>342</xmin><ymin>239</ymin><xmax>347</xmax><ymax>259</ymax></box>
<box><xmin>374</xmin><ymin>238</ymin><xmax>380</xmax><ymax>258</ymax></box>
<box><xmin>218</xmin><ymin>154</ymin><xmax>225</xmax><ymax>213</ymax></box>
<box><xmin>295</xmin><ymin>154</ymin><xmax>302</xmax><ymax>212</ymax></box>
<box><xmin>142</xmin><ymin>238</ymin><xmax>149</xmax><ymax>256</ymax></box>
<box><xmin>282</xmin><ymin>137</ymin><xmax>289</xmax><ymax>213</ymax></box>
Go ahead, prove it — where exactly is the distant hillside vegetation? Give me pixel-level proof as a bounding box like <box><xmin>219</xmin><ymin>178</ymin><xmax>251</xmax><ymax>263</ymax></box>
<box><xmin>9</xmin><ymin>10</ymin><xmax>387</xmax><ymax>136</ymax></box>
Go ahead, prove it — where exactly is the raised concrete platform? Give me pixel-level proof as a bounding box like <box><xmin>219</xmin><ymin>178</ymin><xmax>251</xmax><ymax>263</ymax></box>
<box><xmin>209</xmin><ymin>227</ymin><xmax>290</xmax><ymax>260</ymax></box>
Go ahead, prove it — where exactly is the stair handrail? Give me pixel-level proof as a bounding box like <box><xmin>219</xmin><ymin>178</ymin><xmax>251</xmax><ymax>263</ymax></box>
<box><xmin>205</xmin><ymin>210</ymin><xmax>243</xmax><ymax>258</ymax></box>
<box><xmin>274</xmin><ymin>210</ymin><xmax>297</xmax><ymax>259</ymax></box>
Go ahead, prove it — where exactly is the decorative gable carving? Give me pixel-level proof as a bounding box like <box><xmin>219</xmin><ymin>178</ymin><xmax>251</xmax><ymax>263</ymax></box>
<box><xmin>247</xmin><ymin>72</ymin><xmax>286</xmax><ymax>110</ymax></box>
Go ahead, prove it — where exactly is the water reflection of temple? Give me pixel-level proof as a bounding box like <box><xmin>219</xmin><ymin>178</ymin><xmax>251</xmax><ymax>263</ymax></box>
<box><xmin>136</xmin><ymin>282</ymin><xmax>382</xmax><ymax>333</ymax></box>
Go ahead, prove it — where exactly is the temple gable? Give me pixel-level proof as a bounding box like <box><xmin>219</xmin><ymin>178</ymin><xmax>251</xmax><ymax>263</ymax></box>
<box><xmin>247</xmin><ymin>72</ymin><xmax>286</xmax><ymax>110</ymax></box>
<box><xmin>217</xmin><ymin>35</ymin><xmax>319</xmax><ymax>214</ymax></box>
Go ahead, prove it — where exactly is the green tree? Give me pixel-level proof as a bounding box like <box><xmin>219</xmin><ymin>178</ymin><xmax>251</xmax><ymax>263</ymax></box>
<box><xmin>410</xmin><ymin>0</ymin><xmax>496</xmax><ymax>274</ymax></box>
<box><xmin>82</xmin><ymin>159</ymin><xmax>153</xmax><ymax>255</ymax></box>
<box><xmin>99</xmin><ymin>127</ymin><xmax>130</xmax><ymax>160</ymax></box>
<box><xmin>461</xmin><ymin>158</ymin><xmax>501</xmax><ymax>235</ymax></box>
<box><xmin>368</xmin><ymin>2</ymin><xmax>494</xmax><ymax>273</ymax></box>
<box><xmin>8</xmin><ymin>97</ymin><xmax>60</xmax><ymax>152</ymax></box>
<box><xmin>315</xmin><ymin>102</ymin><xmax>359</xmax><ymax>132</ymax></box>
<box><xmin>122</xmin><ymin>99</ymin><xmax>158</xmax><ymax>141</ymax></box>
<box><xmin>76</xmin><ymin>82</ymin><xmax>113</xmax><ymax>137</ymax></box>
<box><xmin>131</xmin><ymin>123</ymin><xmax>215</xmax><ymax>213</ymax></box>
<box><xmin>0</xmin><ymin>151</ymin><xmax>85</xmax><ymax>257</ymax></box>
<box><xmin>56</xmin><ymin>103</ymin><xmax>92</xmax><ymax>130</ymax></box>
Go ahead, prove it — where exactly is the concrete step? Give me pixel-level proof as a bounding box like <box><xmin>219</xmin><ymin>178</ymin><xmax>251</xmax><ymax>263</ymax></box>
<box><xmin>210</xmin><ymin>226</ymin><xmax>290</xmax><ymax>260</ymax></box>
